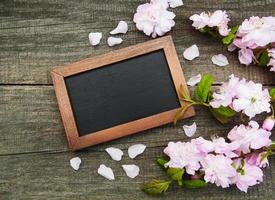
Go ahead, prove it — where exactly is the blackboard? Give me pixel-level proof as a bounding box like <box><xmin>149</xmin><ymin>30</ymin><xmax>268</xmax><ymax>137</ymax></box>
<box><xmin>51</xmin><ymin>36</ymin><xmax>194</xmax><ymax>151</ymax></box>
<box><xmin>65</xmin><ymin>50</ymin><xmax>180</xmax><ymax>136</ymax></box>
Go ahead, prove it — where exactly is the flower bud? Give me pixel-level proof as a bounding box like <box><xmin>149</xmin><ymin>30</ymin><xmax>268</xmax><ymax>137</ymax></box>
<box><xmin>262</xmin><ymin>116</ymin><xmax>275</xmax><ymax>131</ymax></box>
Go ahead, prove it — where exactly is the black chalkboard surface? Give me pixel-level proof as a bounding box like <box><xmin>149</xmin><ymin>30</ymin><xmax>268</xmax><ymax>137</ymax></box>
<box><xmin>51</xmin><ymin>36</ymin><xmax>194</xmax><ymax>150</ymax></box>
<box><xmin>65</xmin><ymin>50</ymin><xmax>180</xmax><ymax>136</ymax></box>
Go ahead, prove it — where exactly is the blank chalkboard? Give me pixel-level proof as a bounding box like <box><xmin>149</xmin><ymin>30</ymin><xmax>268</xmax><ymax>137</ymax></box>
<box><xmin>65</xmin><ymin>49</ymin><xmax>180</xmax><ymax>136</ymax></box>
<box><xmin>51</xmin><ymin>36</ymin><xmax>194</xmax><ymax>150</ymax></box>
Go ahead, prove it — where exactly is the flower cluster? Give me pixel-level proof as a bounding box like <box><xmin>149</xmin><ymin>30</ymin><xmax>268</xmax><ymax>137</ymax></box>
<box><xmin>189</xmin><ymin>10</ymin><xmax>231</xmax><ymax>36</ymax></box>
<box><xmin>229</xmin><ymin>16</ymin><xmax>275</xmax><ymax>70</ymax></box>
<box><xmin>133</xmin><ymin>0</ymin><xmax>176</xmax><ymax>38</ymax></box>
<box><xmin>163</xmin><ymin>121</ymin><xmax>272</xmax><ymax>192</ymax></box>
<box><xmin>190</xmin><ymin>11</ymin><xmax>275</xmax><ymax>72</ymax></box>
<box><xmin>210</xmin><ymin>74</ymin><xmax>271</xmax><ymax>119</ymax></box>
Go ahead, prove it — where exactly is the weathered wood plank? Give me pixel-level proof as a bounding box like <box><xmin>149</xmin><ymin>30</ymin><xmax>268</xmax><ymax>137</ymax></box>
<box><xmin>0</xmin><ymin>147</ymin><xmax>274</xmax><ymax>200</ymax></box>
<box><xmin>0</xmin><ymin>0</ymin><xmax>274</xmax><ymax>85</ymax></box>
<box><xmin>0</xmin><ymin>85</ymin><xmax>274</xmax><ymax>155</ymax></box>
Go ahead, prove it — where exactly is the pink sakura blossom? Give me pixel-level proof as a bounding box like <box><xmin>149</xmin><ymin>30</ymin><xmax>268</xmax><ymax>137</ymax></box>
<box><xmin>210</xmin><ymin>75</ymin><xmax>271</xmax><ymax>118</ymax></box>
<box><xmin>237</xmin><ymin>16</ymin><xmax>275</xmax><ymax>48</ymax></box>
<box><xmin>163</xmin><ymin>141</ymin><xmax>202</xmax><ymax>175</ymax></box>
<box><xmin>210</xmin><ymin>74</ymin><xmax>241</xmax><ymax>108</ymax></box>
<box><xmin>238</xmin><ymin>48</ymin><xmax>255</xmax><ymax>65</ymax></box>
<box><xmin>231</xmin><ymin>159</ymin><xmax>263</xmax><ymax>193</ymax></box>
<box><xmin>189</xmin><ymin>10</ymin><xmax>230</xmax><ymax>36</ymax></box>
<box><xmin>245</xmin><ymin>152</ymin><xmax>269</xmax><ymax>168</ymax></box>
<box><xmin>192</xmin><ymin>137</ymin><xmax>238</xmax><ymax>158</ymax></box>
<box><xmin>262</xmin><ymin>116</ymin><xmax>275</xmax><ymax>131</ymax></box>
<box><xmin>133</xmin><ymin>0</ymin><xmax>175</xmax><ymax>38</ymax></box>
<box><xmin>189</xmin><ymin>12</ymin><xmax>210</xmax><ymax>29</ymax></box>
<box><xmin>200</xmin><ymin>154</ymin><xmax>236</xmax><ymax>188</ymax></box>
<box><xmin>227</xmin><ymin>121</ymin><xmax>272</xmax><ymax>154</ymax></box>
<box><xmin>232</xmin><ymin>81</ymin><xmax>271</xmax><ymax>118</ymax></box>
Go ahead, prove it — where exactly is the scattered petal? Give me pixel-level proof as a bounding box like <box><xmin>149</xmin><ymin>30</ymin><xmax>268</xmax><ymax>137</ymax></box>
<box><xmin>122</xmin><ymin>164</ymin><xmax>140</xmax><ymax>178</ymax></box>
<box><xmin>183</xmin><ymin>45</ymin><xmax>200</xmax><ymax>60</ymax></box>
<box><xmin>187</xmin><ymin>74</ymin><xmax>201</xmax><ymax>86</ymax></box>
<box><xmin>168</xmin><ymin>0</ymin><xmax>183</xmax><ymax>8</ymax></box>
<box><xmin>105</xmin><ymin>147</ymin><xmax>124</xmax><ymax>161</ymax></box>
<box><xmin>70</xmin><ymin>157</ymin><xmax>81</xmax><ymax>171</ymax></box>
<box><xmin>110</xmin><ymin>21</ymin><xmax>128</xmax><ymax>35</ymax></box>
<box><xmin>88</xmin><ymin>32</ymin><xmax>102</xmax><ymax>46</ymax></box>
<box><xmin>211</xmin><ymin>54</ymin><xmax>229</xmax><ymax>66</ymax></box>
<box><xmin>183</xmin><ymin>122</ymin><xmax>197</xmax><ymax>137</ymax></box>
<box><xmin>97</xmin><ymin>164</ymin><xmax>115</xmax><ymax>180</ymax></box>
<box><xmin>128</xmin><ymin>144</ymin><xmax>146</xmax><ymax>159</ymax></box>
<box><xmin>107</xmin><ymin>36</ymin><xmax>123</xmax><ymax>47</ymax></box>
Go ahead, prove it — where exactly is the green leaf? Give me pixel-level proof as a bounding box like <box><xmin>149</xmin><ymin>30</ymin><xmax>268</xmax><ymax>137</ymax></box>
<box><xmin>143</xmin><ymin>179</ymin><xmax>171</xmax><ymax>195</ymax></box>
<box><xmin>222</xmin><ymin>25</ymin><xmax>238</xmax><ymax>45</ymax></box>
<box><xmin>194</xmin><ymin>74</ymin><xmax>214</xmax><ymax>103</ymax></box>
<box><xmin>167</xmin><ymin>168</ymin><xmax>184</xmax><ymax>184</ymax></box>
<box><xmin>182</xmin><ymin>180</ymin><xmax>208</xmax><ymax>189</ymax></box>
<box><xmin>156</xmin><ymin>158</ymin><xmax>168</xmax><ymax>169</ymax></box>
<box><xmin>209</xmin><ymin>106</ymin><xmax>236</xmax><ymax>124</ymax></box>
<box><xmin>269</xmin><ymin>88</ymin><xmax>275</xmax><ymax>100</ymax></box>
<box><xmin>259</xmin><ymin>50</ymin><xmax>270</xmax><ymax>66</ymax></box>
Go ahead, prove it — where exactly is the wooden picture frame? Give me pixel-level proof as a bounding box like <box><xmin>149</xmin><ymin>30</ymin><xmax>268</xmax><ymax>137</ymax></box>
<box><xmin>51</xmin><ymin>36</ymin><xmax>195</xmax><ymax>151</ymax></box>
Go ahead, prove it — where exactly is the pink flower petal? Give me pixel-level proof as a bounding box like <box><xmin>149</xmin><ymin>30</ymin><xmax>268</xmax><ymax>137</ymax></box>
<box><xmin>211</xmin><ymin>54</ymin><xmax>229</xmax><ymax>66</ymax></box>
<box><xmin>183</xmin><ymin>45</ymin><xmax>200</xmax><ymax>60</ymax></box>
<box><xmin>183</xmin><ymin>122</ymin><xmax>197</xmax><ymax>137</ymax></box>
<box><xmin>187</xmin><ymin>74</ymin><xmax>201</xmax><ymax>86</ymax></box>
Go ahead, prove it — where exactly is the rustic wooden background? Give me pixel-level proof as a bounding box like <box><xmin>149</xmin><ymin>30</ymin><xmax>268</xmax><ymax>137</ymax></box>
<box><xmin>0</xmin><ymin>0</ymin><xmax>274</xmax><ymax>199</ymax></box>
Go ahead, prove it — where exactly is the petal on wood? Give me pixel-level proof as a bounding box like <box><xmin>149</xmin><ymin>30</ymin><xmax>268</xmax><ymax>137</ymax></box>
<box><xmin>110</xmin><ymin>21</ymin><xmax>128</xmax><ymax>34</ymax></box>
<box><xmin>70</xmin><ymin>157</ymin><xmax>81</xmax><ymax>171</ymax></box>
<box><xmin>169</xmin><ymin>0</ymin><xmax>183</xmax><ymax>8</ymax></box>
<box><xmin>107</xmin><ymin>37</ymin><xmax>123</xmax><ymax>47</ymax></box>
<box><xmin>97</xmin><ymin>164</ymin><xmax>115</xmax><ymax>180</ymax></box>
<box><xmin>128</xmin><ymin>144</ymin><xmax>146</xmax><ymax>159</ymax></box>
<box><xmin>88</xmin><ymin>32</ymin><xmax>102</xmax><ymax>46</ymax></box>
<box><xmin>187</xmin><ymin>74</ymin><xmax>201</xmax><ymax>86</ymax></box>
<box><xmin>183</xmin><ymin>45</ymin><xmax>200</xmax><ymax>60</ymax></box>
<box><xmin>211</xmin><ymin>54</ymin><xmax>229</xmax><ymax>66</ymax></box>
<box><xmin>105</xmin><ymin>147</ymin><xmax>124</xmax><ymax>161</ymax></box>
<box><xmin>183</xmin><ymin>122</ymin><xmax>197</xmax><ymax>137</ymax></box>
<box><xmin>122</xmin><ymin>164</ymin><xmax>140</xmax><ymax>178</ymax></box>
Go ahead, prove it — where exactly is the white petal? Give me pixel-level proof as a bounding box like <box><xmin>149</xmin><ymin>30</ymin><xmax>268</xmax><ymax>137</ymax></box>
<box><xmin>122</xmin><ymin>164</ymin><xmax>140</xmax><ymax>178</ymax></box>
<box><xmin>110</xmin><ymin>21</ymin><xmax>128</xmax><ymax>35</ymax></box>
<box><xmin>105</xmin><ymin>147</ymin><xmax>124</xmax><ymax>161</ymax></box>
<box><xmin>169</xmin><ymin>0</ymin><xmax>183</xmax><ymax>8</ymax></box>
<box><xmin>70</xmin><ymin>157</ymin><xmax>81</xmax><ymax>171</ymax></box>
<box><xmin>128</xmin><ymin>144</ymin><xmax>146</xmax><ymax>159</ymax></box>
<box><xmin>107</xmin><ymin>37</ymin><xmax>123</xmax><ymax>47</ymax></box>
<box><xmin>187</xmin><ymin>74</ymin><xmax>201</xmax><ymax>86</ymax></box>
<box><xmin>88</xmin><ymin>32</ymin><xmax>102</xmax><ymax>46</ymax></box>
<box><xmin>97</xmin><ymin>164</ymin><xmax>115</xmax><ymax>180</ymax></box>
<box><xmin>183</xmin><ymin>45</ymin><xmax>200</xmax><ymax>60</ymax></box>
<box><xmin>183</xmin><ymin>122</ymin><xmax>197</xmax><ymax>137</ymax></box>
<box><xmin>211</xmin><ymin>54</ymin><xmax>229</xmax><ymax>66</ymax></box>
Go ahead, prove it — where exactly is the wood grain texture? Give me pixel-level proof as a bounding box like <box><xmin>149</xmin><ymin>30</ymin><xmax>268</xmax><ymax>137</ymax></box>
<box><xmin>0</xmin><ymin>0</ymin><xmax>274</xmax><ymax>84</ymax></box>
<box><xmin>0</xmin><ymin>0</ymin><xmax>275</xmax><ymax>199</ymax></box>
<box><xmin>0</xmin><ymin>147</ymin><xmax>274</xmax><ymax>200</ymax></box>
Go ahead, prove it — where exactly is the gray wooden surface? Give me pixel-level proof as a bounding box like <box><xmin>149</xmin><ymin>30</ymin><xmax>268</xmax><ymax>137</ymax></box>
<box><xmin>0</xmin><ymin>0</ymin><xmax>274</xmax><ymax>199</ymax></box>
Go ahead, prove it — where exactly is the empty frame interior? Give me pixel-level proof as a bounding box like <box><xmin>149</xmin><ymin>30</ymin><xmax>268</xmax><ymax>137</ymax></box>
<box><xmin>65</xmin><ymin>50</ymin><xmax>180</xmax><ymax>136</ymax></box>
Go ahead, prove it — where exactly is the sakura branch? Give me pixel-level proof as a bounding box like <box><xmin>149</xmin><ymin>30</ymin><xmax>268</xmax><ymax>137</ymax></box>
<box><xmin>189</xmin><ymin>11</ymin><xmax>275</xmax><ymax>72</ymax></box>
<box><xmin>142</xmin><ymin>74</ymin><xmax>274</xmax><ymax>195</ymax></box>
<box><xmin>175</xmin><ymin>74</ymin><xmax>275</xmax><ymax>129</ymax></box>
<box><xmin>143</xmin><ymin>121</ymin><xmax>275</xmax><ymax>195</ymax></box>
